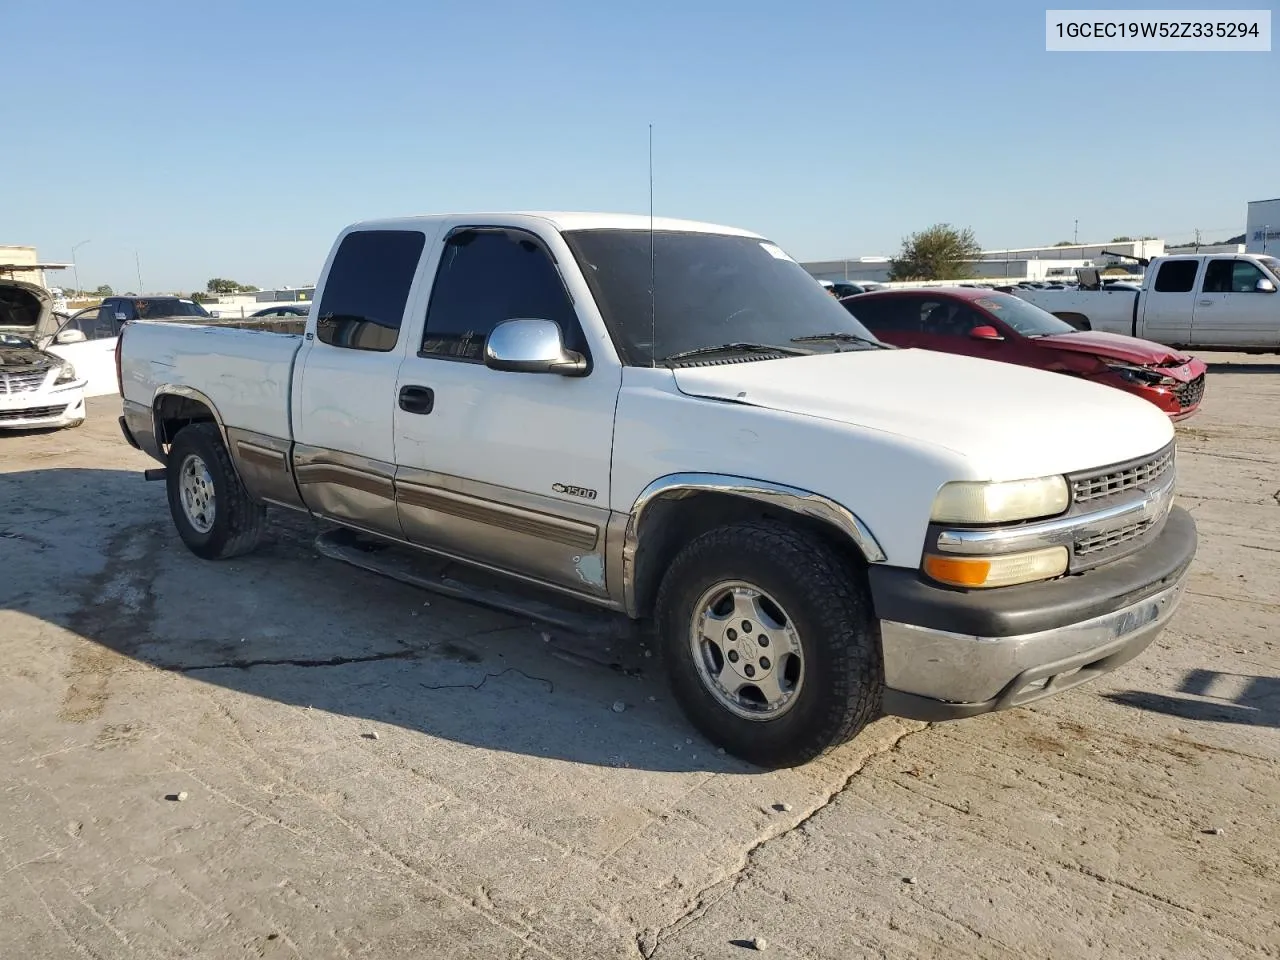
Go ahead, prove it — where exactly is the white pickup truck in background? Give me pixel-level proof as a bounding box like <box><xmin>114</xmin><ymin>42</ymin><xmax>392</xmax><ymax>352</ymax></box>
<box><xmin>116</xmin><ymin>212</ymin><xmax>1197</xmax><ymax>768</ymax></box>
<box><xmin>1015</xmin><ymin>252</ymin><xmax>1280</xmax><ymax>352</ymax></box>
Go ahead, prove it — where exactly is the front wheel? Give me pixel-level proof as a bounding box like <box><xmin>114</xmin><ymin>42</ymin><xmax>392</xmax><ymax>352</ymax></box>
<box><xmin>654</xmin><ymin>520</ymin><xmax>883</xmax><ymax>769</ymax></box>
<box><xmin>166</xmin><ymin>422</ymin><xmax>266</xmax><ymax>560</ymax></box>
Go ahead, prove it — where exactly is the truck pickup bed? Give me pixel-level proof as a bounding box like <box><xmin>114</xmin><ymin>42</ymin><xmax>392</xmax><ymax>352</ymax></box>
<box><xmin>117</xmin><ymin>211</ymin><xmax>1196</xmax><ymax>768</ymax></box>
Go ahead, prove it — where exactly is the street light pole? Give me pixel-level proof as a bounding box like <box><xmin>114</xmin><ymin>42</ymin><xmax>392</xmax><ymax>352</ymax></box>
<box><xmin>70</xmin><ymin>239</ymin><xmax>91</xmax><ymax>296</ymax></box>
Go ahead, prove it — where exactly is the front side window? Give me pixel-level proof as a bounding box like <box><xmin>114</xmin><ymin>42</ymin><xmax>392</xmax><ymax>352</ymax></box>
<box><xmin>315</xmin><ymin>230</ymin><xmax>426</xmax><ymax>352</ymax></box>
<box><xmin>421</xmin><ymin>228</ymin><xmax>583</xmax><ymax>361</ymax></box>
<box><xmin>132</xmin><ymin>298</ymin><xmax>212</xmax><ymax>320</ymax></box>
<box><xmin>917</xmin><ymin>299</ymin><xmax>985</xmax><ymax>336</ymax></box>
<box><xmin>562</xmin><ymin>229</ymin><xmax>878</xmax><ymax>365</ymax></box>
<box><xmin>65</xmin><ymin>308</ymin><xmax>106</xmax><ymax>338</ymax></box>
<box><xmin>1153</xmin><ymin>260</ymin><xmax>1199</xmax><ymax>293</ymax></box>
<box><xmin>1230</xmin><ymin>260</ymin><xmax>1266</xmax><ymax>292</ymax></box>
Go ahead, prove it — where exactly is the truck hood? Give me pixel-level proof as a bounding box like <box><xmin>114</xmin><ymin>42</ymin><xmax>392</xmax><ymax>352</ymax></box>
<box><xmin>0</xmin><ymin>279</ymin><xmax>59</xmax><ymax>344</ymax></box>
<box><xmin>1032</xmin><ymin>330</ymin><xmax>1191</xmax><ymax>367</ymax></box>
<box><xmin>671</xmin><ymin>348</ymin><xmax>1174</xmax><ymax>479</ymax></box>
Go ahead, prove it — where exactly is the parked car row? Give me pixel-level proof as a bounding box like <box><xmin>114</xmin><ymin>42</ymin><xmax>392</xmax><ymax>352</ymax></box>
<box><xmin>114</xmin><ymin>211</ymin><xmax>1197</xmax><ymax>768</ymax></box>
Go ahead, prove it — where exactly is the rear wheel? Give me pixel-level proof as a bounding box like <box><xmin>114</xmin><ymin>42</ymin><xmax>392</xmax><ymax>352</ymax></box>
<box><xmin>655</xmin><ymin>520</ymin><xmax>883</xmax><ymax>769</ymax></box>
<box><xmin>166</xmin><ymin>422</ymin><xmax>265</xmax><ymax>560</ymax></box>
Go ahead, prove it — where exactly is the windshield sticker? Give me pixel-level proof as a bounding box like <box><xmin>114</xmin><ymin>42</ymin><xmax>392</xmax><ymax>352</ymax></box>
<box><xmin>760</xmin><ymin>242</ymin><xmax>797</xmax><ymax>263</ymax></box>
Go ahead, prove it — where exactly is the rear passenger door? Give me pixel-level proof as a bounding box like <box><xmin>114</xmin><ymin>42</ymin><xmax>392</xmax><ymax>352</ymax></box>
<box><xmin>1192</xmin><ymin>258</ymin><xmax>1280</xmax><ymax>349</ymax></box>
<box><xmin>291</xmin><ymin>227</ymin><xmax>435</xmax><ymax>538</ymax></box>
<box><xmin>1140</xmin><ymin>260</ymin><xmax>1199</xmax><ymax>345</ymax></box>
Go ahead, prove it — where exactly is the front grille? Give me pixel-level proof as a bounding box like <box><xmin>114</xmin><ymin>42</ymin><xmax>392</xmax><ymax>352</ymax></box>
<box><xmin>1173</xmin><ymin>374</ymin><xmax>1205</xmax><ymax>410</ymax></box>
<box><xmin>1</xmin><ymin>371</ymin><xmax>48</xmax><ymax>394</ymax></box>
<box><xmin>1071</xmin><ymin>444</ymin><xmax>1174</xmax><ymax>504</ymax></box>
<box><xmin>0</xmin><ymin>405</ymin><xmax>64</xmax><ymax>422</ymax></box>
<box><xmin>1074</xmin><ymin>516</ymin><xmax>1158</xmax><ymax>557</ymax></box>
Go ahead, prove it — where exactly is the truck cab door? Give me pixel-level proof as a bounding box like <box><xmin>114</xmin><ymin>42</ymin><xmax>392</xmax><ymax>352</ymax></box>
<box><xmin>1193</xmin><ymin>258</ymin><xmax>1280</xmax><ymax>349</ymax></box>
<box><xmin>290</xmin><ymin>228</ymin><xmax>432</xmax><ymax>538</ymax></box>
<box><xmin>1139</xmin><ymin>259</ymin><xmax>1200</xmax><ymax>346</ymax></box>
<box><xmin>390</xmin><ymin>226</ymin><xmax>621</xmax><ymax>599</ymax></box>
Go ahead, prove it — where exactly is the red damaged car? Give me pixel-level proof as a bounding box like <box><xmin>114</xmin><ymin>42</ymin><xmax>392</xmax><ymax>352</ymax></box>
<box><xmin>841</xmin><ymin>287</ymin><xmax>1207</xmax><ymax>419</ymax></box>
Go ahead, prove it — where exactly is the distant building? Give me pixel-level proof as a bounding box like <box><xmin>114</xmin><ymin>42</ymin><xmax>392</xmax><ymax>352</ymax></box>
<box><xmin>1245</xmin><ymin>198</ymin><xmax>1280</xmax><ymax>253</ymax></box>
<box><xmin>803</xmin><ymin>238</ymin><xmax>1167</xmax><ymax>285</ymax></box>
<box><xmin>0</xmin><ymin>245</ymin><xmax>71</xmax><ymax>290</ymax></box>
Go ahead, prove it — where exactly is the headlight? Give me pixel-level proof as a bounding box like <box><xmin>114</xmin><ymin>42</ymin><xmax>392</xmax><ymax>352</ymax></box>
<box><xmin>55</xmin><ymin>362</ymin><xmax>77</xmax><ymax>383</ymax></box>
<box><xmin>1104</xmin><ymin>361</ymin><xmax>1171</xmax><ymax>386</ymax></box>
<box><xmin>930</xmin><ymin>476</ymin><xmax>1069</xmax><ymax>524</ymax></box>
<box><xmin>923</xmin><ymin>546</ymin><xmax>1069</xmax><ymax>589</ymax></box>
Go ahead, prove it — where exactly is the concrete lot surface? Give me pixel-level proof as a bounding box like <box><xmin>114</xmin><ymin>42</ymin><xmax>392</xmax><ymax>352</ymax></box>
<box><xmin>1</xmin><ymin>360</ymin><xmax>1277</xmax><ymax>959</ymax></box>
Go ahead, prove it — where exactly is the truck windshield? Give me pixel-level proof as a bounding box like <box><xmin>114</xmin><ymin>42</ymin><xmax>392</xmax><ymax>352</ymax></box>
<box><xmin>562</xmin><ymin>229</ymin><xmax>880</xmax><ymax>365</ymax></box>
<box><xmin>133</xmin><ymin>299</ymin><xmax>212</xmax><ymax>319</ymax></box>
<box><xmin>972</xmin><ymin>293</ymin><xmax>1077</xmax><ymax>337</ymax></box>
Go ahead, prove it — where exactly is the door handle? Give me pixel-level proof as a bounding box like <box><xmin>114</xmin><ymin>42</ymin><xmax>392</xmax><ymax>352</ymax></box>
<box><xmin>1198</xmin><ymin>299</ymin><xmax>1213</xmax><ymax>306</ymax></box>
<box><xmin>398</xmin><ymin>385</ymin><xmax>435</xmax><ymax>415</ymax></box>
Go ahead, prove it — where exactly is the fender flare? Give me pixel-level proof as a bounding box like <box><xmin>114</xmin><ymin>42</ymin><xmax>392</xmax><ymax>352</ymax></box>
<box><xmin>621</xmin><ymin>472</ymin><xmax>886</xmax><ymax>617</ymax></box>
<box><xmin>150</xmin><ymin>384</ymin><xmax>231</xmax><ymax>452</ymax></box>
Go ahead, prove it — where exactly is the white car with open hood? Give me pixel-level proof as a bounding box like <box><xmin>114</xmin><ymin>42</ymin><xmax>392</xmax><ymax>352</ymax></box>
<box><xmin>115</xmin><ymin>212</ymin><xmax>1197</xmax><ymax>768</ymax></box>
<box><xmin>0</xmin><ymin>278</ymin><xmax>88</xmax><ymax>430</ymax></box>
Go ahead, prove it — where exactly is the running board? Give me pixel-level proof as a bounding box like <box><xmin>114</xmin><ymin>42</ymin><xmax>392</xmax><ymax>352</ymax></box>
<box><xmin>314</xmin><ymin>527</ymin><xmax>635</xmax><ymax>640</ymax></box>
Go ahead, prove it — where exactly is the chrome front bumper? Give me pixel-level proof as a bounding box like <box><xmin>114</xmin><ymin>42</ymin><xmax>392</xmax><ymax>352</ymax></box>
<box><xmin>874</xmin><ymin>504</ymin><xmax>1196</xmax><ymax>722</ymax></box>
<box><xmin>880</xmin><ymin>574</ymin><xmax>1186</xmax><ymax>720</ymax></box>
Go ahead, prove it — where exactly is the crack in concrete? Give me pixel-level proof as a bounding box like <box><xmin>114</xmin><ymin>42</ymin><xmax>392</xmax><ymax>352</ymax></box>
<box><xmin>168</xmin><ymin>649</ymin><xmax>420</xmax><ymax>673</ymax></box>
<box><xmin>635</xmin><ymin>723</ymin><xmax>928</xmax><ymax>959</ymax></box>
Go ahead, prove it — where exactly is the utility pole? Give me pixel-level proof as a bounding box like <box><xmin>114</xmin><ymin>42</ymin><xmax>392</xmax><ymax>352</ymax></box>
<box><xmin>1264</xmin><ymin>226</ymin><xmax>1271</xmax><ymax>254</ymax></box>
<box><xmin>1073</xmin><ymin>219</ymin><xmax>1078</xmax><ymax>245</ymax></box>
<box><xmin>1194</xmin><ymin>228</ymin><xmax>1201</xmax><ymax>252</ymax></box>
<box><xmin>70</xmin><ymin>240</ymin><xmax>91</xmax><ymax>296</ymax></box>
<box><xmin>135</xmin><ymin>251</ymin><xmax>144</xmax><ymax>293</ymax></box>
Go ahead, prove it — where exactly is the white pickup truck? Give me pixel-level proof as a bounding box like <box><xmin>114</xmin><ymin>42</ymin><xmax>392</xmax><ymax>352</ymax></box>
<box><xmin>117</xmin><ymin>212</ymin><xmax>1197</xmax><ymax>768</ymax></box>
<box><xmin>1015</xmin><ymin>252</ymin><xmax>1280</xmax><ymax>351</ymax></box>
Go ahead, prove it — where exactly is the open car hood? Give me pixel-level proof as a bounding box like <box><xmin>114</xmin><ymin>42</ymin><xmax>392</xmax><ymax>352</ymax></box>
<box><xmin>1033</xmin><ymin>330</ymin><xmax>1189</xmax><ymax>366</ymax></box>
<box><xmin>0</xmin><ymin>279</ymin><xmax>60</xmax><ymax>345</ymax></box>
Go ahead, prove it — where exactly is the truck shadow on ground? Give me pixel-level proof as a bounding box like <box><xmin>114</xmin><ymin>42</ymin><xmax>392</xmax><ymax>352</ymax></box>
<box><xmin>1104</xmin><ymin>668</ymin><xmax>1280</xmax><ymax>729</ymax></box>
<box><xmin>0</xmin><ymin>467</ymin><xmax>756</xmax><ymax>774</ymax></box>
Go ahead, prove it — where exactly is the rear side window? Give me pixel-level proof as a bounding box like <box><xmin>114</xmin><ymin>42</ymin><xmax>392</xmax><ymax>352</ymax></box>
<box><xmin>420</xmin><ymin>228</ymin><xmax>583</xmax><ymax>361</ymax></box>
<box><xmin>842</xmin><ymin>297</ymin><xmax>914</xmax><ymax>332</ymax></box>
<box><xmin>316</xmin><ymin>230</ymin><xmax>426</xmax><ymax>352</ymax></box>
<box><xmin>1153</xmin><ymin>260</ymin><xmax>1198</xmax><ymax>293</ymax></box>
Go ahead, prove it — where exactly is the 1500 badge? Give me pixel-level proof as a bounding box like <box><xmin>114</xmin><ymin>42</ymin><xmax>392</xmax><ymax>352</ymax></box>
<box><xmin>552</xmin><ymin>483</ymin><xmax>597</xmax><ymax>500</ymax></box>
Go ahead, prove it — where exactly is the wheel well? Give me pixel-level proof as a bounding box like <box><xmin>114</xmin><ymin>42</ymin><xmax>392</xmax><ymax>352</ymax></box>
<box><xmin>1054</xmin><ymin>312</ymin><xmax>1092</xmax><ymax>331</ymax></box>
<box><xmin>154</xmin><ymin>394</ymin><xmax>219</xmax><ymax>450</ymax></box>
<box><xmin>631</xmin><ymin>491</ymin><xmax>869</xmax><ymax>619</ymax></box>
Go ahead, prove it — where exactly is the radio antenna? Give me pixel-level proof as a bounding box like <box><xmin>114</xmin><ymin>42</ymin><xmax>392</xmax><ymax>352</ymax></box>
<box><xmin>648</xmin><ymin>122</ymin><xmax>656</xmax><ymax>368</ymax></box>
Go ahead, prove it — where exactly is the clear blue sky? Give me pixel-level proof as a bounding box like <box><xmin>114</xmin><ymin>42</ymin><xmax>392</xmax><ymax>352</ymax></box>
<box><xmin>6</xmin><ymin>0</ymin><xmax>1276</xmax><ymax>292</ymax></box>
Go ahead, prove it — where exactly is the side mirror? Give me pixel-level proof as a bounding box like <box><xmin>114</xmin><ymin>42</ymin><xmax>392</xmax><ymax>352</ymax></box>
<box><xmin>1256</xmin><ymin>278</ymin><xmax>1276</xmax><ymax>293</ymax></box>
<box><xmin>484</xmin><ymin>318</ymin><xmax>587</xmax><ymax>376</ymax></box>
<box><xmin>969</xmin><ymin>325</ymin><xmax>1004</xmax><ymax>341</ymax></box>
<box><xmin>55</xmin><ymin>328</ymin><xmax>87</xmax><ymax>345</ymax></box>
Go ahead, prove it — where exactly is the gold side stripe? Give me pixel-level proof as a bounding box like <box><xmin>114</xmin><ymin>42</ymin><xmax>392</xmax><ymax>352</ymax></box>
<box><xmin>396</xmin><ymin>482</ymin><xmax>599</xmax><ymax>551</ymax></box>
<box><xmin>295</xmin><ymin>463</ymin><xmax>396</xmax><ymax>499</ymax></box>
<box><xmin>235</xmin><ymin>441</ymin><xmax>288</xmax><ymax>470</ymax></box>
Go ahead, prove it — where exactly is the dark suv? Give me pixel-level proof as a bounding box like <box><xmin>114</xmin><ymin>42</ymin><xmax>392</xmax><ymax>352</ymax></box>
<box><xmin>100</xmin><ymin>296</ymin><xmax>216</xmax><ymax>325</ymax></box>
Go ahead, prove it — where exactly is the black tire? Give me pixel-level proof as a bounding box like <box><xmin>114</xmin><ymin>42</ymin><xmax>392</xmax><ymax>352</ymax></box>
<box><xmin>654</xmin><ymin>520</ymin><xmax>883</xmax><ymax>769</ymax></box>
<box><xmin>166</xmin><ymin>422</ymin><xmax>266</xmax><ymax>560</ymax></box>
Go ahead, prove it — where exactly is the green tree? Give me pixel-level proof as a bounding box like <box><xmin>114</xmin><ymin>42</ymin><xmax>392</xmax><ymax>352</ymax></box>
<box><xmin>206</xmin><ymin>278</ymin><xmax>238</xmax><ymax>294</ymax></box>
<box><xmin>888</xmin><ymin>224</ymin><xmax>982</xmax><ymax>281</ymax></box>
<box><xmin>94</xmin><ymin>284</ymin><xmax>114</xmax><ymax>296</ymax></box>
<box><xmin>1110</xmin><ymin>236</ymin><xmax>1134</xmax><ymax>242</ymax></box>
<box><xmin>1052</xmin><ymin>240</ymin><xmax>1074</xmax><ymax>247</ymax></box>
